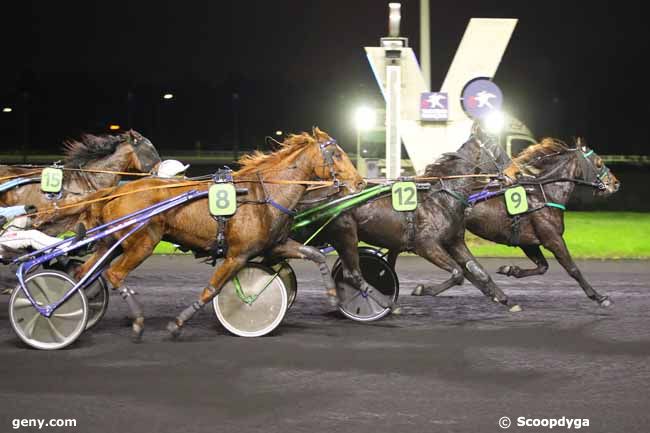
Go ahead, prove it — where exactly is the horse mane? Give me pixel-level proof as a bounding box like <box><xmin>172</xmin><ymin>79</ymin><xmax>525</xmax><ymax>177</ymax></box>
<box><xmin>235</xmin><ymin>132</ymin><xmax>316</xmax><ymax>176</ymax></box>
<box><xmin>504</xmin><ymin>137</ymin><xmax>574</xmax><ymax>177</ymax></box>
<box><xmin>422</xmin><ymin>153</ymin><xmax>462</xmax><ymax>177</ymax></box>
<box><xmin>63</xmin><ymin>133</ymin><xmax>126</xmax><ymax>167</ymax></box>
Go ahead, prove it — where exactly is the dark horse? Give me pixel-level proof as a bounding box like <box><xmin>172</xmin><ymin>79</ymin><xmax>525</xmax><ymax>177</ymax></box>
<box><xmin>454</xmin><ymin>138</ymin><xmax>620</xmax><ymax>306</ymax></box>
<box><xmin>294</xmin><ymin>134</ymin><xmax>522</xmax><ymax>312</ymax></box>
<box><xmin>0</xmin><ymin>130</ymin><xmax>160</xmax><ymax>234</ymax></box>
<box><xmin>379</xmin><ymin>137</ymin><xmax>620</xmax><ymax>307</ymax></box>
<box><xmin>36</xmin><ymin>128</ymin><xmax>364</xmax><ymax>340</ymax></box>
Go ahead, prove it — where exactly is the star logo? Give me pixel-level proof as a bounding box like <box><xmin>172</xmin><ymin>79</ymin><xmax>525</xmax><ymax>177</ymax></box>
<box><xmin>426</xmin><ymin>93</ymin><xmax>446</xmax><ymax>109</ymax></box>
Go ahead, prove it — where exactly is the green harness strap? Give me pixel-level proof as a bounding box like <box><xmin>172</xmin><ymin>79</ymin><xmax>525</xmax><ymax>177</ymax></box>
<box><xmin>443</xmin><ymin>189</ymin><xmax>470</xmax><ymax>207</ymax></box>
<box><xmin>292</xmin><ymin>184</ymin><xmax>392</xmax><ymax>230</ymax></box>
<box><xmin>545</xmin><ymin>202</ymin><xmax>566</xmax><ymax>210</ymax></box>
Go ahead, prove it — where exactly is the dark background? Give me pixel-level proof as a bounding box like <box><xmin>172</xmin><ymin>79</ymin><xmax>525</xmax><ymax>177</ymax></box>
<box><xmin>0</xmin><ymin>0</ymin><xmax>646</xmax><ymax>156</ymax></box>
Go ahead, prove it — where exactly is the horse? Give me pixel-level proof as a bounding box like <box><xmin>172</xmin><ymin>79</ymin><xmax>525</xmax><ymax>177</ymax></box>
<box><xmin>35</xmin><ymin>128</ymin><xmax>365</xmax><ymax>341</ymax></box>
<box><xmin>0</xmin><ymin>130</ymin><xmax>161</xmax><ymax>234</ymax></box>
<box><xmin>376</xmin><ymin>137</ymin><xmax>620</xmax><ymax>307</ymax></box>
<box><xmin>445</xmin><ymin>137</ymin><xmax>620</xmax><ymax>306</ymax></box>
<box><xmin>293</xmin><ymin>134</ymin><xmax>522</xmax><ymax>313</ymax></box>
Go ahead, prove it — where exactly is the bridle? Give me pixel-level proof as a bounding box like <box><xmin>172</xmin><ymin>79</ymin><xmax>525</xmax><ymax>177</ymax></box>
<box><xmin>124</xmin><ymin>132</ymin><xmax>160</xmax><ymax>173</ymax></box>
<box><xmin>578</xmin><ymin>148</ymin><xmax>610</xmax><ymax>191</ymax></box>
<box><xmin>316</xmin><ymin>138</ymin><xmax>342</xmax><ymax>188</ymax></box>
<box><xmin>436</xmin><ymin>136</ymin><xmax>500</xmax><ymax>176</ymax></box>
<box><xmin>517</xmin><ymin>147</ymin><xmax>612</xmax><ymax>191</ymax></box>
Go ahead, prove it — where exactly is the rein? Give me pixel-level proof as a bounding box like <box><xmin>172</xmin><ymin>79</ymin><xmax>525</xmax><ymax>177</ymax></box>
<box><xmin>0</xmin><ymin>166</ymin><xmax>154</xmax><ymax>184</ymax></box>
<box><xmin>25</xmin><ymin>176</ymin><xmax>342</xmax><ymax>219</ymax></box>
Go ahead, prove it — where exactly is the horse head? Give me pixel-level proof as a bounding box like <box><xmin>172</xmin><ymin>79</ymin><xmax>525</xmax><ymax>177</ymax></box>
<box><xmin>63</xmin><ymin>130</ymin><xmax>161</xmax><ymax>174</ymax></box>
<box><xmin>505</xmin><ymin>138</ymin><xmax>620</xmax><ymax>196</ymax></box>
<box><xmin>307</xmin><ymin>127</ymin><xmax>365</xmax><ymax>194</ymax></box>
<box><xmin>121</xmin><ymin>130</ymin><xmax>161</xmax><ymax>173</ymax></box>
<box><xmin>427</xmin><ymin>135</ymin><xmax>495</xmax><ymax>178</ymax></box>
<box><xmin>574</xmin><ymin>138</ymin><xmax>620</xmax><ymax>196</ymax></box>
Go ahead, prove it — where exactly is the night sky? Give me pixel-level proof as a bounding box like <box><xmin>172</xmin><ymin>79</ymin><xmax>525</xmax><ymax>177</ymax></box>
<box><xmin>0</xmin><ymin>0</ymin><xmax>646</xmax><ymax>156</ymax></box>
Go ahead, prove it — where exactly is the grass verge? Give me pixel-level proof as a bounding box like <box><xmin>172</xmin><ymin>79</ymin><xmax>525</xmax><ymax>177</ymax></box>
<box><xmin>152</xmin><ymin>212</ymin><xmax>650</xmax><ymax>259</ymax></box>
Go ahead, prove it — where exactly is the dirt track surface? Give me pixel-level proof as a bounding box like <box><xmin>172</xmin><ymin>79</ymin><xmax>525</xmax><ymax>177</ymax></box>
<box><xmin>1</xmin><ymin>256</ymin><xmax>649</xmax><ymax>433</ymax></box>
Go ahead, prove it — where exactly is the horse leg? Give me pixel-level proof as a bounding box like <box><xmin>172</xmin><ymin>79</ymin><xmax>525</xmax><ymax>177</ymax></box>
<box><xmin>448</xmin><ymin>239</ymin><xmax>522</xmax><ymax>312</ymax></box>
<box><xmin>497</xmin><ymin>245</ymin><xmax>549</xmax><ymax>278</ymax></box>
<box><xmin>327</xmin><ymin>227</ymin><xmax>401</xmax><ymax>312</ymax></box>
<box><xmin>386</xmin><ymin>250</ymin><xmax>399</xmax><ymax>269</ymax></box>
<box><xmin>411</xmin><ymin>244</ymin><xmax>465</xmax><ymax>297</ymax></box>
<box><xmin>542</xmin><ymin>234</ymin><xmax>611</xmax><ymax>307</ymax></box>
<box><xmin>267</xmin><ymin>238</ymin><xmax>341</xmax><ymax>307</ymax></box>
<box><xmin>167</xmin><ymin>254</ymin><xmax>248</xmax><ymax>338</ymax></box>
<box><xmin>76</xmin><ymin>241</ymin><xmax>110</xmax><ymax>279</ymax></box>
<box><xmin>103</xmin><ymin>231</ymin><xmax>159</xmax><ymax>341</ymax></box>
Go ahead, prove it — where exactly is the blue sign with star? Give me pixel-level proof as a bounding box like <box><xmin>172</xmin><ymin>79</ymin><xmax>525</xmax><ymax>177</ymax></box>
<box><xmin>461</xmin><ymin>78</ymin><xmax>503</xmax><ymax>119</ymax></box>
<box><xmin>420</xmin><ymin>92</ymin><xmax>448</xmax><ymax>121</ymax></box>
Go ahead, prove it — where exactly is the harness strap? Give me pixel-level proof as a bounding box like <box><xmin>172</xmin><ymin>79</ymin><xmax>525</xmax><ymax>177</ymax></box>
<box><xmin>442</xmin><ymin>189</ymin><xmax>470</xmax><ymax>207</ymax></box>
<box><xmin>267</xmin><ymin>199</ymin><xmax>297</xmax><ymax>216</ymax></box>
<box><xmin>509</xmin><ymin>215</ymin><xmax>521</xmax><ymax>246</ymax></box>
<box><xmin>256</xmin><ymin>172</ymin><xmax>297</xmax><ymax>217</ymax></box>
<box><xmin>405</xmin><ymin>211</ymin><xmax>417</xmax><ymax>251</ymax></box>
<box><xmin>206</xmin><ymin>216</ymin><xmax>229</xmax><ymax>265</ymax></box>
<box><xmin>545</xmin><ymin>202</ymin><xmax>566</xmax><ymax>210</ymax></box>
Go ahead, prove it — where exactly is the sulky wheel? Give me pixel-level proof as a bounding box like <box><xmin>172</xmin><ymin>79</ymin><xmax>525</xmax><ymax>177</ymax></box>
<box><xmin>82</xmin><ymin>276</ymin><xmax>109</xmax><ymax>330</ymax></box>
<box><xmin>9</xmin><ymin>270</ymin><xmax>89</xmax><ymax>350</ymax></box>
<box><xmin>270</xmin><ymin>262</ymin><xmax>298</xmax><ymax>310</ymax></box>
<box><xmin>213</xmin><ymin>263</ymin><xmax>288</xmax><ymax>337</ymax></box>
<box><xmin>332</xmin><ymin>248</ymin><xmax>400</xmax><ymax>322</ymax></box>
<box><xmin>51</xmin><ymin>258</ymin><xmax>110</xmax><ymax>330</ymax></box>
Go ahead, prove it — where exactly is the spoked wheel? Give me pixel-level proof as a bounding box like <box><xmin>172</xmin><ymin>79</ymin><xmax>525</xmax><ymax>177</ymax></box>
<box><xmin>332</xmin><ymin>248</ymin><xmax>400</xmax><ymax>322</ymax></box>
<box><xmin>213</xmin><ymin>263</ymin><xmax>288</xmax><ymax>337</ymax></box>
<box><xmin>271</xmin><ymin>262</ymin><xmax>297</xmax><ymax>309</ymax></box>
<box><xmin>9</xmin><ymin>270</ymin><xmax>88</xmax><ymax>350</ymax></box>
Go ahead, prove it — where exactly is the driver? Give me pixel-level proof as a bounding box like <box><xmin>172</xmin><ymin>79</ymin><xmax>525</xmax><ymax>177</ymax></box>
<box><xmin>0</xmin><ymin>205</ymin><xmax>62</xmax><ymax>263</ymax></box>
<box><xmin>155</xmin><ymin>160</ymin><xmax>190</xmax><ymax>179</ymax></box>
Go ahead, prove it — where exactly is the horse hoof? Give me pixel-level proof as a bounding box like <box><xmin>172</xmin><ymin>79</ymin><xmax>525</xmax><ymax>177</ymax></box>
<box><xmin>598</xmin><ymin>297</ymin><xmax>612</xmax><ymax>308</ymax></box>
<box><xmin>167</xmin><ymin>321</ymin><xmax>183</xmax><ymax>339</ymax></box>
<box><xmin>325</xmin><ymin>288</ymin><xmax>340</xmax><ymax>307</ymax></box>
<box><xmin>131</xmin><ymin>326</ymin><xmax>144</xmax><ymax>343</ymax></box>
<box><xmin>509</xmin><ymin>304</ymin><xmax>523</xmax><ymax>313</ymax></box>
<box><xmin>411</xmin><ymin>285</ymin><xmax>423</xmax><ymax>296</ymax></box>
<box><xmin>390</xmin><ymin>304</ymin><xmax>402</xmax><ymax>315</ymax></box>
<box><xmin>496</xmin><ymin>265</ymin><xmax>511</xmax><ymax>275</ymax></box>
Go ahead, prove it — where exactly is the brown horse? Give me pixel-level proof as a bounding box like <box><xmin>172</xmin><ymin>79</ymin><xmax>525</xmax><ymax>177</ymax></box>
<box><xmin>37</xmin><ymin>128</ymin><xmax>364</xmax><ymax>340</ymax></box>
<box><xmin>1</xmin><ymin>130</ymin><xmax>160</xmax><ymax>234</ymax></box>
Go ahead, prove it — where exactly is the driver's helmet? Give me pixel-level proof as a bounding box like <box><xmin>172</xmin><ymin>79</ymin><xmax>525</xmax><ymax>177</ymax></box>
<box><xmin>156</xmin><ymin>160</ymin><xmax>190</xmax><ymax>178</ymax></box>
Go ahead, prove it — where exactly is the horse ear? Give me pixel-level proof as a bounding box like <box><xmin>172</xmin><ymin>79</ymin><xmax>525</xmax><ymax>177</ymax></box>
<box><xmin>312</xmin><ymin>126</ymin><xmax>325</xmax><ymax>140</ymax></box>
<box><xmin>576</xmin><ymin>137</ymin><xmax>587</xmax><ymax>151</ymax></box>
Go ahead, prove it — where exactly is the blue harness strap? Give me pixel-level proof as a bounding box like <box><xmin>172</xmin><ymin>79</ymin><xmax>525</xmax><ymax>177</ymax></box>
<box><xmin>0</xmin><ymin>178</ymin><xmax>39</xmax><ymax>193</ymax></box>
<box><xmin>267</xmin><ymin>199</ymin><xmax>297</xmax><ymax>216</ymax></box>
